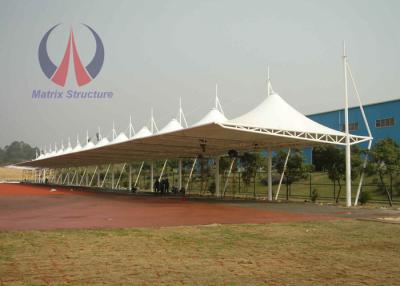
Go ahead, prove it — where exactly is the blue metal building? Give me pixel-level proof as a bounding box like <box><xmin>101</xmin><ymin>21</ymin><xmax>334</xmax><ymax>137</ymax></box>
<box><xmin>304</xmin><ymin>99</ymin><xmax>400</xmax><ymax>163</ymax></box>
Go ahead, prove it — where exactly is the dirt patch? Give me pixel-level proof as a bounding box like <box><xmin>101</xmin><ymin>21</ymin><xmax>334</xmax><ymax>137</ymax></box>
<box><xmin>0</xmin><ymin>183</ymin><xmax>339</xmax><ymax>230</ymax></box>
<box><xmin>0</xmin><ymin>183</ymin><xmax>74</xmax><ymax>196</ymax></box>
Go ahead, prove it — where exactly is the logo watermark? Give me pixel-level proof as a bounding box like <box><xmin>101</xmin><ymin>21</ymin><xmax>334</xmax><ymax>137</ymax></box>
<box><xmin>34</xmin><ymin>24</ymin><xmax>113</xmax><ymax>99</ymax></box>
<box><xmin>32</xmin><ymin>89</ymin><xmax>113</xmax><ymax>99</ymax></box>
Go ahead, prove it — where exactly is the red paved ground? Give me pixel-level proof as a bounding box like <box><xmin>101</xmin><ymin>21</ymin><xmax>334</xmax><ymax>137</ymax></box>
<box><xmin>0</xmin><ymin>183</ymin><xmax>339</xmax><ymax>230</ymax></box>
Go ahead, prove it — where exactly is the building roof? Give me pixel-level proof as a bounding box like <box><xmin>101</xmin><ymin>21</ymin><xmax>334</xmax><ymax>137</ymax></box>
<box><xmin>307</xmin><ymin>98</ymin><xmax>400</xmax><ymax>117</ymax></box>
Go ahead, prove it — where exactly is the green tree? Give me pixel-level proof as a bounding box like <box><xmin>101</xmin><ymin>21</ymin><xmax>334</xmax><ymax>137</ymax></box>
<box><xmin>366</xmin><ymin>138</ymin><xmax>400</xmax><ymax>206</ymax></box>
<box><xmin>219</xmin><ymin>156</ymin><xmax>231</xmax><ymax>173</ymax></box>
<box><xmin>274</xmin><ymin>148</ymin><xmax>311</xmax><ymax>199</ymax></box>
<box><xmin>2</xmin><ymin>141</ymin><xmax>38</xmax><ymax>164</ymax></box>
<box><xmin>313</xmin><ymin>145</ymin><xmax>362</xmax><ymax>203</ymax></box>
<box><xmin>0</xmin><ymin>148</ymin><xmax>5</xmax><ymax>163</ymax></box>
<box><xmin>167</xmin><ymin>160</ymin><xmax>178</xmax><ymax>170</ymax></box>
<box><xmin>199</xmin><ymin>157</ymin><xmax>212</xmax><ymax>194</ymax></box>
<box><xmin>240</xmin><ymin>152</ymin><xmax>265</xmax><ymax>197</ymax></box>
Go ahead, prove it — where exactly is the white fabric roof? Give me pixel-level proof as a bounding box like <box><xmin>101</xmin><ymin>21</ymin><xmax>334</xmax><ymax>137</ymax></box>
<box><xmin>47</xmin><ymin>150</ymin><xmax>56</xmax><ymax>157</ymax></box>
<box><xmin>193</xmin><ymin>108</ymin><xmax>227</xmax><ymax>126</ymax></box>
<box><xmin>133</xmin><ymin>126</ymin><xmax>153</xmax><ymax>139</ymax></box>
<box><xmin>96</xmin><ymin>137</ymin><xmax>110</xmax><ymax>147</ymax></box>
<box><xmin>227</xmin><ymin>93</ymin><xmax>343</xmax><ymax>136</ymax></box>
<box><xmin>64</xmin><ymin>146</ymin><xmax>72</xmax><ymax>154</ymax></box>
<box><xmin>82</xmin><ymin>141</ymin><xmax>95</xmax><ymax>150</ymax></box>
<box><xmin>18</xmin><ymin>90</ymin><xmax>372</xmax><ymax>168</ymax></box>
<box><xmin>113</xmin><ymin>132</ymin><xmax>128</xmax><ymax>143</ymax></box>
<box><xmin>158</xmin><ymin>119</ymin><xmax>183</xmax><ymax>134</ymax></box>
<box><xmin>72</xmin><ymin>143</ymin><xmax>82</xmax><ymax>152</ymax></box>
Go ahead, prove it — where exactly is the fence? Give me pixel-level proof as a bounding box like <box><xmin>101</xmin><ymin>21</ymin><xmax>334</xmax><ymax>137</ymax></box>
<box><xmin>5</xmin><ymin>165</ymin><xmax>398</xmax><ymax>205</ymax></box>
<box><xmin>185</xmin><ymin>171</ymin><xmax>398</xmax><ymax>205</ymax></box>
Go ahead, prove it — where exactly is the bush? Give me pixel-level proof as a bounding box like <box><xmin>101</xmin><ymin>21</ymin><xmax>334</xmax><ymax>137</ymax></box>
<box><xmin>393</xmin><ymin>179</ymin><xmax>400</xmax><ymax>196</ymax></box>
<box><xmin>311</xmin><ymin>188</ymin><xmax>319</xmax><ymax>203</ymax></box>
<box><xmin>260</xmin><ymin>175</ymin><xmax>280</xmax><ymax>186</ymax></box>
<box><xmin>208</xmin><ymin>182</ymin><xmax>216</xmax><ymax>194</ymax></box>
<box><xmin>359</xmin><ymin>191</ymin><xmax>372</xmax><ymax>205</ymax></box>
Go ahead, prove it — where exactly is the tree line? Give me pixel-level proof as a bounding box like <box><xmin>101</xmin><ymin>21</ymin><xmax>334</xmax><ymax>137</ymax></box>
<box><xmin>196</xmin><ymin>137</ymin><xmax>399</xmax><ymax>205</ymax></box>
<box><xmin>0</xmin><ymin>141</ymin><xmax>38</xmax><ymax>165</ymax></box>
<box><xmin>274</xmin><ymin>138</ymin><xmax>400</xmax><ymax>205</ymax></box>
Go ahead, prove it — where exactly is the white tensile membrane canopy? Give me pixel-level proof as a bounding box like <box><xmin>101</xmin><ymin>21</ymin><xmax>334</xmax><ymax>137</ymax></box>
<box><xmin>192</xmin><ymin>107</ymin><xmax>227</xmax><ymax>127</ymax></box>
<box><xmin>17</xmin><ymin>80</ymin><xmax>371</xmax><ymax>169</ymax></box>
<box><xmin>158</xmin><ymin>119</ymin><xmax>183</xmax><ymax>134</ymax></box>
<box><xmin>96</xmin><ymin>137</ymin><xmax>110</xmax><ymax>147</ymax></box>
<box><xmin>193</xmin><ymin>92</ymin><xmax>227</xmax><ymax>127</ymax></box>
<box><xmin>82</xmin><ymin>141</ymin><xmax>95</xmax><ymax>150</ymax></box>
<box><xmin>72</xmin><ymin>143</ymin><xmax>82</xmax><ymax>152</ymax></box>
<box><xmin>133</xmin><ymin>126</ymin><xmax>152</xmax><ymax>139</ymax></box>
<box><xmin>113</xmin><ymin>132</ymin><xmax>128</xmax><ymax>143</ymax></box>
<box><xmin>226</xmin><ymin>93</ymin><xmax>343</xmax><ymax>136</ymax></box>
<box><xmin>64</xmin><ymin>144</ymin><xmax>72</xmax><ymax>154</ymax></box>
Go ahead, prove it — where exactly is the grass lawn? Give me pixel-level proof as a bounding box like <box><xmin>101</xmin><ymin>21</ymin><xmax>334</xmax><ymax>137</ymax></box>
<box><xmin>185</xmin><ymin>171</ymin><xmax>398</xmax><ymax>204</ymax></box>
<box><xmin>0</xmin><ymin>167</ymin><xmax>23</xmax><ymax>182</ymax></box>
<box><xmin>1</xmin><ymin>220</ymin><xmax>399</xmax><ymax>285</ymax></box>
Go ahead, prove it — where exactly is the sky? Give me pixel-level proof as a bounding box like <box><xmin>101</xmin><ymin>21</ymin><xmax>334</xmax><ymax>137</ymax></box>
<box><xmin>0</xmin><ymin>0</ymin><xmax>399</xmax><ymax>149</ymax></box>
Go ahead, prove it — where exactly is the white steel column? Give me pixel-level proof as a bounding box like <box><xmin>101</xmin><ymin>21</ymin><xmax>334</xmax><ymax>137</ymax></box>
<box><xmin>343</xmin><ymin>42</ymin><xmax>352</xmax><ymax>207</ymax></box>
<box><xmin>70</xmin><ymin>170</ymin><xmax>77</xmax><ymax>185</ymax></box>
<box><xmin>57</xmin><ymin>170</ymin><xmax>63</xmax><ymax>184</ymax></box>
<box><xmin>75</xmin><ymin>169</ymin><xmax>79</xmax><ymax>185</ymax></box>
<box><xmin>76</xmin><ymin>169</ymin><xmax>80</xmax><ymax>185</ymax></box>
<box><xmin>345</xmin><ymin>61</ymin><xmax>373</xmax><ymax>206</ymax></box>
<box><xmin>62</xmin><ymin>171</ymin><xmax>67</xmax><ymax>184</ymax></box>
<box><xmin>355</xmin><ymin>141</ymin><xmax>372</xmax><ymax>206</ymax></box>
<box><xmin>178</xmin><ymin>159</ymin><xmax>182</xmax><ymax>190</ymax></box>
<box><xmin>268</xmin><ymin>147</ymin><xmax>273</xmax><ymax>201</ymax></box>
<box><xmin>128</xmin><ymin>164</ymin><xmax>132</xmax><ymax>190</ymax></box>
<box><xmin>111</xmin><ymin>165</ymin><xmax>115</xmax><ymax>189</ymax></box>
<box><xmin>51</xmin><ymin>169</ymin><xmax>56</xmax><ymax>183</ymax></box>
<box><xmin>185</xmin><ymin>158</ymin><xmax>197</xmax><ymax>192</ymax></box>
<box><xmin>275</xmin><ymin>148</ymin><xmax>291</xmax><ymax>200</ymax></box>
<box><xmin>150</xmin><ymin>161</ymin><xmax>154</xmax><ymax>192</ymax></box>
<box><xmin>158</xmin><ymin>160</ymin><xmax>168</xmax><ymax>181</ymax></box>
<box><xmin>223</xmin><ymin>158</ymin><xmax>236</xmax><ymax>197</ymax></box>
<box><xmin>115</xmin><ymin>163</ymin><xmax>126</xmax><ymax>189</ymax></box>
<box><xmin>134</xmin><ymin>162</ymin><xmax>144</xmax><ymax>188</ymax></box>
<box><xmin>100</xmin><ymin>164</ymin><xmax>111</xmax><ymax>188</ymax></box>
<box><xmin>215</xmin><ymin>156</ymin><xmax>220</xmax><ymax>198</ymax></box>
<box><xmin>89</xmin><ymin>166</ymin><xmax>98</xmax><ymax>187</ymax></box>
<box><xmin>79</xmin><ymin>169</ymin><xmax>87</xmax><ymax>186</ymax></box>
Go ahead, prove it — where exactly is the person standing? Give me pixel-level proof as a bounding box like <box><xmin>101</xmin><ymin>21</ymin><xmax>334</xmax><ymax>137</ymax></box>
<box><xmin>154</xmin><ymin>178</ymin><xmax>160</xmax><ymax>193</ymax></box>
